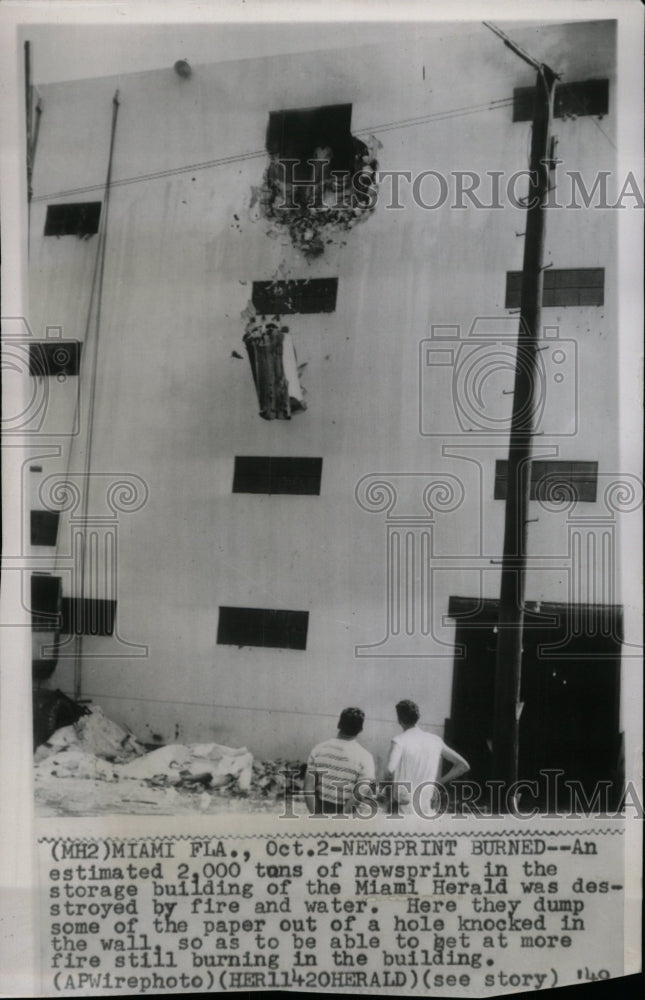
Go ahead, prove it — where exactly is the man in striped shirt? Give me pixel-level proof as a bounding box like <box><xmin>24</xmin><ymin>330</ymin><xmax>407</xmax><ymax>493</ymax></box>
<box><xmin>305</xmin><ymin>708</ymin><xmax>375</xmax><ymax>816</ymax></box>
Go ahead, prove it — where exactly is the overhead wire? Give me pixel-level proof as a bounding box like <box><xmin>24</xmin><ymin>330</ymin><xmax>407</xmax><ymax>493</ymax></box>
<box><xmin>31</xmin><ymin>96</ymin><xmax>516</xmax><ymax>204</ymax></box>
<box><xmin>71</xmin><ymin>90</ymin><xmax>121</xmax><ymax>699</ymax></box>
<box><xmin>31</xmin><ymin>88</ymin><xmax>615</xmax><ymax>207</ymax></box>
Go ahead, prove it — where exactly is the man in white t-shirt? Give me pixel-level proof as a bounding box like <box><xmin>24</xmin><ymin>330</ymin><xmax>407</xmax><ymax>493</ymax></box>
<box><xmin>385</xmin><ymin>700</ymin><xmax>469</xmax><ymax>816</ymax></box>
<box><xmin>305</xmin><ymin>707</ymin><xmax>375</xmax><ymax>816</ymax></box>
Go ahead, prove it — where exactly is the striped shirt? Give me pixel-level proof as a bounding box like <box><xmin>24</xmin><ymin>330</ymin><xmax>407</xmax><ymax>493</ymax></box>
<box><xmin>307</xmin><ymin>738</ymin><xmax>375</xmax><ymax>808</ymax></box>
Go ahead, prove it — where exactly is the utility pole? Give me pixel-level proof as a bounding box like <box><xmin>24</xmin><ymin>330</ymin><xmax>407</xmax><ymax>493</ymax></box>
<box><xmin>483</xmin><ymin>24</ymin><xmax>558</xmax><ymax>800</ymax></box>
<box><xmin>25</xmin><ymin>41</ymin><xmax>32</xmax><ymax>248</ymax></box>
<box><xmin>24</xmin><ymin>41</ymin><xmax>42</xmax><ymax>252</ymax></box>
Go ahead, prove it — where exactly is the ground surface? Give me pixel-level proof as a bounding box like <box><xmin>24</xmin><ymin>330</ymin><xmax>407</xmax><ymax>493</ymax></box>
<box><xmin>34</xmin><ymin>772</ymin><xmax>298</xmax><ymax>817</ymax></box>
<box><xmin>33</xmin><ymin>706</ymin><xmax>306</xmax><ymax>817</ymax></box>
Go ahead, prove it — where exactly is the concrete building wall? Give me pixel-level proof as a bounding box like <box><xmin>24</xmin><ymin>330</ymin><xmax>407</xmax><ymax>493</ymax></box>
<box><xmin>28</xmin><ymin>21</ymin><xmax>618</xmax><ymax>768</ymax></box>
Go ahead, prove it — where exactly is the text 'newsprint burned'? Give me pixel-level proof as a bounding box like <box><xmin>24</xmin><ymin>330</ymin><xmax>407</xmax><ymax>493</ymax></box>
<box><xmin>39</xmin><ymin>828</ymin><xmax>624</xmax><ymax>995</ymax></box>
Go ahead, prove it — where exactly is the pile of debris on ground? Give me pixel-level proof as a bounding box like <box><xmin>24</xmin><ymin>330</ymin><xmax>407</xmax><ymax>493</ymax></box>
<box><xmin>33</xmin><ymin>691</ymin><xmax>305</xmax><ymax>815</ymax></box>
<box><xmin>252</xmin><ymin>758</ymin><xmax>306</xmax><ymax>798</ymax></box>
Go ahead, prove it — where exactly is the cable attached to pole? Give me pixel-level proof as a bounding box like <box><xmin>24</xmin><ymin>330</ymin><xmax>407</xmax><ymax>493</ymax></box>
<box><xmin>483</xmin><ymin>23</ymin><xmax>560</xmax><ymax>808</ymax></box>
<box><xmin>73</xmin><ymin>90</ymin><xmax>120</xmax><ymax>700</ymax></box>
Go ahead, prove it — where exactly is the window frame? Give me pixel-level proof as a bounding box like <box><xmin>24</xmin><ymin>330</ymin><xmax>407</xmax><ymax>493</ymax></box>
<box><xmin>494</xmin><ymin>460</ymin><xmax>599</xmax><ymax>503</ymax></box>
<box><xmin>512</xmin><ymin>79</ymin><xmax>609</xmax><ymax>122</ymax></box>
<box><xmin>44</xmin><ymin>202</ymin><xmax>102</xmax><ymax>237</ymax></box>
<box><xmin>29</xmin><ymin>340</ymin><xmax>82</xmax><ymax>377</ymax></box>
<box><xmin>505</xmin><ymin>269</ymin><xmax>604</xmax><ymax>309</ymax></box>
<box><xmin>252</xmin><ymin>278</ymin><xmax>338</xmax><ymax>315</ymax></box>
<box><xmin>217</xmin><ymin>606</ymin><xmax>309</xmax><ymax>651</ymax></box>
<box><xmin>233</xmin><ymin>457</ymin><xmax>323</xmax><ymax>495</ymax></box>
<box><xmin>30</xmin><ymin>510</ymin><xmax>60</xmax><ymax>547</ymax></box>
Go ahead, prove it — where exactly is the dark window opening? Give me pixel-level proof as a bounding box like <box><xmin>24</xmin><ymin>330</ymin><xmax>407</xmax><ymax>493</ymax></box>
<box><xmin>29</xmin><ymin>341</ymin><xmax>81</xmax><ymax>376</ymax></box>
<box><xmin>505</xmin><ymin>269</ymin><xmax>604</xmax><ymax>308</ymax></box>
<box><xmin>513</xmin><ymin>79</ymin><xmax>609</xmax><ymax>122</ymax></box>
<box><xmin>261</xmin><ymin>104</ymin><xmax>377</xmax><ymax>258</ymax></box>
<box><xmin>32</xmin><ymin>632</ymin><xmax>60</xmax><ymax>683</ymax></box>
<box><xmin>233</xmin><ymin>457</ymin><xmax>322</xmax><ymax>495</ymax></box>
<box><xmin>217</xmin><ymin>607</ymin><xmax>309</xmax><ymax>650</ymax></box>
<box><xmin>61</xmin><ymin>598</ymin><xmax>116</xmax><ymax>637</ymax></box>
<box><xmin>31</xmin><ymin>574</ymin><xmax>62</xmax><ymax>632</ymax></box>
<box><xmin>44</xmin><ymin>202</ymin><xmax>102</xmax><ymax>238</ymax></box>
<box><xmin>266</xmin><ymin>104</ymin><xmax>354</xmax><ymax>180</ymax></box>
<box><xmin>30</xmin><ymin>510</ymin><xmax>60</xmax><ymax>546</ymax></box>
<box><xmin>252</xmin><ymin>278</ymin><xmax>338</xmax><ymax>315</ymax></box>
<box><xmin>494</xmin><ymin>460</ymin><xmax>598</xmax><ymax>503</ymax></box>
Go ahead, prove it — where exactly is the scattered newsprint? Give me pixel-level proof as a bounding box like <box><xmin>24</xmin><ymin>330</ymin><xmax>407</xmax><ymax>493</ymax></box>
<box><xmin>0</xmin><ymin>1</ymin><xmax>642</xmax><ymax>998</ymax></box>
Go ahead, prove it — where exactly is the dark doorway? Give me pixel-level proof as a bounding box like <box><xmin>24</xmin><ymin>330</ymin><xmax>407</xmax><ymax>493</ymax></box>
<box><xmin>446</xmin><ymin>597</ymin><xmax>623</xmax><ymax>810</ymax></box>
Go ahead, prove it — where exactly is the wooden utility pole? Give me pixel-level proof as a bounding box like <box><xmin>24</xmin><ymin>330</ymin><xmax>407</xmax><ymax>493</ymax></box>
<box><xmin>484</xmin><ymin>24</ymin><xmax>558</xmax><ymax>799</ymax></box>
<box><xmin>25</xmin><ymin>41</ymin><xmax>42</xmax><ymax>251</ymax></box>
<box><xmin>25</xmin><ymin>41</ymin><xmax>32</xmax><ymax>248</ymax></box>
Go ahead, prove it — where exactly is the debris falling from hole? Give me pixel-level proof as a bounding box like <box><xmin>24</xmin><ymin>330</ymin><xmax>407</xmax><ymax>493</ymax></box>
<box><xmin>243</xmin><ymin>313</ymin><xmax>307</xmax><ymax>420</ymax></box>
<box><xmin>251</xmin><ymin>134</ymin><xmax>381</xmax><ymax>259</ymax></box>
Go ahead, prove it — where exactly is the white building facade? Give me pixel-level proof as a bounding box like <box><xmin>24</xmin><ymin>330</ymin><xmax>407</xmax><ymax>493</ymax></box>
<box><xmin>25</xmin><ymin>21</ymin><xmax>633</xmax><ymax>794</ymax></box>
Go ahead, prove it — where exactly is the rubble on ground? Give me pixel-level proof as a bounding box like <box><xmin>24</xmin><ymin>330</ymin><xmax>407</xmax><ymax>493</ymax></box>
<box><xmin>252</xmin><ymin>758</ymin><xmax>306</xmax><ymax>797</ymax></box>
<box><xmin>34</xmin><ymin>701</ymin><xmax>305</xmax><ymax>815</ymax></box>
<box><xmin>75</xmin><ymin>705</ymin><xmax>145</xmax><ymax>761</ymax></box>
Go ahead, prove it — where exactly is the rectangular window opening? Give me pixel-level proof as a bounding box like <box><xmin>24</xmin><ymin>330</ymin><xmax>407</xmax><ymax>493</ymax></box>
<box><xmin>252</xmin><ymin>278</ymin><xmax>338</xmax><ymax>316</ymax></box>
<box><xmin>266</xmin><ymin>104</ymin><xmax>354</xmax><ymax>178</ymax></box>
<box><xmin>29</xmin><ymin>341</ymin><xmax>82</xmax><ymax>376</ymax></box>
<box><xmin>233</xmin><ymin>457</ymin><xmax>322</xmax><ymax>495</ymax></box>
<box><xmin>31</xmin><ymin>574</ymin><xmax>62</xmax><ymax>632</ymax></box>
<box><xmin>494</xmin><ymin>460</ymin><xmax>599</xmax><ymax>503</ymax></box>
<box><xmin>217</xmin><ymin>607</ymin><xmax>309</xmax><ymax>650</ymax></box>
<box><xmin>513</xmin><ymin>79</ymin><xmax>609</xmax><ymax>122</ymax></box>
<box><xmin>44</xmin><ymin>202</ymin><xmax>102</xmax><ymax>237</ymax></box>
<box><xmin>505</xmin><ymin>269</ymin><xmax>604</xmax><ymax>309</ymax></box>
<box><xmin>30</xmin><ymin>510</ymin><xmax>60</xmax><ymax>547</ymax></box>
<box><xmin>60</xmin><ymin>598</ymin><xmax>117</xmax><ymax>637</ymax></box>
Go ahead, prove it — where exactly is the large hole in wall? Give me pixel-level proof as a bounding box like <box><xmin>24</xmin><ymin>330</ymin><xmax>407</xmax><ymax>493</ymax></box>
<box><xmin>266</xmin><ymin>104</ymin><xmax>355</xmax><ymax>180</ymax></box>
<box><xmin>255</xmin><ymin>103</ymin><xmax>380</xmax><ymax>258</ymax></box>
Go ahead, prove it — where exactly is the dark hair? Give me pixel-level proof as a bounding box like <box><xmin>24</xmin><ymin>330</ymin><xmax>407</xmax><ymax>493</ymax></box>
<box><xmin>396</xmin><ymin>700</ymin><xmax>420</xmax><ymax>726</ymax></box>
<box><xmin>338</xmin><ymin>707</ymin><xmax>365</xmax><ymax>737</ymax></box>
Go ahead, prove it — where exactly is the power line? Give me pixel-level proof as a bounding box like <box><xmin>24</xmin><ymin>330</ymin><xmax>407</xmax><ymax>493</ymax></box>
<box><xmin>483</xmin><ymin>21</ymin><xmax>556</xmax><ymax>75</ymax></box>
<box><xmin>73</xmin><ymin>90</ymin><xmax>121</xmax><ymax>700</ymax></box>
<box><xmin>31</xmin><ymin>97</ymin><xmax>514</xmax><ymax>204</ymax></box>
<box><xmin>586</xmin><ymin>115</ymin><xmax>616</xmax><ymax>151</ymax></box>
<box><xmin>484</xmin><ymin>20</ymin><xmax>615</xmax><ymax>153</ymax></box>
<box><xmin>359</xmin><ymin>97</ymin><xmax>513</xmax><ymax>135</ymax></box>
<box><xmin>31</xmin><ymin>148</ymin><xmax>267</xmax><ymax>203</ymax></box>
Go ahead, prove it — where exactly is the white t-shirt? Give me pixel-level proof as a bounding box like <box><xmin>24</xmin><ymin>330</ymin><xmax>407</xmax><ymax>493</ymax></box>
<box><xmin>388</xmin><ymin>727</ymin><xmax>446</xmax><ymax>810</ymax></box>
<box><xmin>307</xmin><ymin>737</ymin><xmax>375</xmax><ymax>807</ymax></box>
